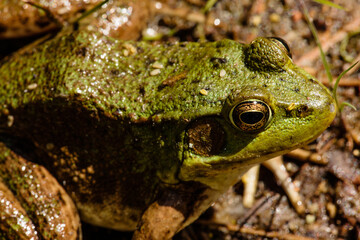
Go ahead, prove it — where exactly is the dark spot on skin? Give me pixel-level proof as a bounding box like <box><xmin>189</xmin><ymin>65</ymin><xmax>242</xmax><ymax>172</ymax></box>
<box><xmin>136</xmin><ymin>46</ymin><xmax>144</xmax><ymax>53</ymax></box>
<box><xmin>35</xmin><ymin>18</ymin><xmax>51</xmax><ymax>28</ymax></box>
<box><xmin>294</xmin><ymin>87</ymin><xmax>300</xmax><ymax>92</ymax></box>
<box><xmin>19</xmin><ymin>16</ymin><xmax>29</xmax><ymax>25</ymax></box>
<box><xmin>262</xmin><ymin>84</ymin><xmax>268</xmax><ymax>88</ymax></box>
<box><xmin>129</xmin><ymin>213</ymin><xmax>138</xmax><ymax>222</ymax></box>
<box><xmin>139</xmin><ymin>86</ymin><xmax>145</xmax><ymax>96</ymax></box>
<box><xmin>210</xmin><ymin>57</ymin><xmax>228</xmax><ymax>68</ymax></box>
<box><xmin>144</xmin><ymin>58</ymin><xmax>153</xmax><ymax>65</ymax></box>
<box><xmin>76</xmin><ymin>8</ymin><xmax>87</xmax><ymax>14</ymax></box>
<box><xmin>10</xmin><ymin>27</ymin><xmax>20</xmax><ymax>32</ymax></box>
<box><xmin>297</xmin><ymin>105</ymin><xmax>312</xmax><ymax>118</ymax></box>
<box><xmin>168</xmin><ymin>58</ymin><xmax>177</xmax><ymax>65</ymax></box>
<box><xmin>299</xmin><ymin>105</ymin><xmax>308</xmax><ymax>112</ymax></box>
<box><xmin>110</xmin><ymin>69</ymin><xmax>120</xmax><ymax>76</ymax></box>
<box><xmin>215</xmin><ymin>41</ymin><xmax>228</xmax><ymax>48</ymax></box>
<box><xmin>187</xmin><ymin>118</ymin><xmax>225</xmax><ymax>156</ymax></box>
<box><xmin>308</xmin><ymin>78</ymin><xmax>316</xmax><ymax>83</ymax></box>
<box><xmin>210</xmin><ymin>57</ymin><xmax>227</xmax><ymax>64</ymax></box>
<box><xmin>76</xmin><ymin>47</ymin><xmax>87</xmax><ymax>57</ymax></box>
<box><xmin>279</xmin><ymin>78</ymin><xmax>285</xmax><ymax>82</ymax></box>
<box><xmin>57</xmin><ymin>191</ymin><xmax>65</xmax><ymax>204</ymax></box>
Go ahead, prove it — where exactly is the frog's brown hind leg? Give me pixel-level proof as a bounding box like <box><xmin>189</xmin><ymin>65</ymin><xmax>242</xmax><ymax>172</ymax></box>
<box><xmin>0</xmin><ymin>142</ymin><xmax>81</xmax><ymax>240</ymax></box>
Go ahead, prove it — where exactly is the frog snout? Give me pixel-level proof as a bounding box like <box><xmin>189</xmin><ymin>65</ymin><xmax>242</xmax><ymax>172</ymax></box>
<box><xmin>301</xmin><ymin>89</ymin><xmax>337</xmax><ymax>129</ymax></box>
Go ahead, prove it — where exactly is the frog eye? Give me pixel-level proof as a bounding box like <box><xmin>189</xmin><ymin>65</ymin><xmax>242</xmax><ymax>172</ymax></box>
<box><xmin>229</xmin><ymin>100</ymin><xmax>272</xmax><ymax>132</ymax></box>
<box><xmin>269</xmin><ymin>37</ymin><xmax>292</xmax><ymax>58</ymax></box>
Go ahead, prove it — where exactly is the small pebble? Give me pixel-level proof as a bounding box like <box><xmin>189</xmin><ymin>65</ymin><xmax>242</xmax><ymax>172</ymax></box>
<box><xmin>353</xmin><ymin>149</ymin><xmax>360</xmax><ymax>157</ymax></box>
<box><xmin>308</xmin><ymin>202</ymin><xmax>319</xmax><ymax>214</ymax></box>
<box><xmin>251</xmin><ymin>15</ymin><xmax>262</xmax><ymax>26</ymax></box>
<box><xmin>152</xmin><ymin>62</ymin><xmax>164</xmax><ymax>69</ymax></box>
<box><xmin>288</xmin><ymin>221</ymin><xmax>298</xmax><ymax>231</ymax></box>
<box><xmin>150</xmin><ymin>69</ymin><xmax>161</xmax><ymax>76</ymax></box>
<box><xmin>317</xmin><ymin>180</ymin><xmax>328</xmax><ymax>193</ymax></box>
<box><xmin>292</xmin><ymin>10</ymin><xmax>303</xmax><ymax>22</ymax></box>
<box><xmin>123</xmin><ymin>43</ymin><xmax>137</xmax><ymax>55</ymax></box>
<box><xmin>219</xmin><ymin>69</ymin><xmax>226</xmax><ymax>77</ymax></box>
<box><xmin>46</xmin><ymin>143</ymin><xmax>54</xmax><ymax>150</ymax></box>
<box><xmin>79</xmin><ymin>173</ymin><xmax>86</xmax><ymax>180</ymax></box>
<box><xmin>7</xmin><ymin>115</ymin><xmax>14</xmax><ymax>127</ymax></box>
<box><xmin>287</xmin><ymin>103</ymin><xmax>296</xmax><ymax>111</ymax></box>
<box><xmin>285</xmin><ymin>162</ymin><xmax>299</xmax><ymax>173</ymax></box>
<box><xmin>27</xmin><ymin>83</ymin><xmax>38</xmax><ymax>90</ymax></box>
<box><xmin>87</xmin><ymin>165</ymin><xmax>95</xmax><ymax>174</ymax></box>
<box><xmin>326</xmin><ymin>202</ymin><xmax>337</xmax><ymax>218</ymax></box>
<box><xmin>270</xmin><ymin>13</ymin><xmax>281</xmax><ymax>23</ymax></box>
<box><xmin>2</xmin><ymin>108</ymin><xmax>9</xmax><ymax>115</ymax></box>
<box><xmin>200</xmin><ymin>89</ymin><xmax>208</xmax><ymax>95</ymax></box>
<box><xmin>305</xmin><ymin>214</ymin><xmax>316</xmax><ymax>224</ymax></box>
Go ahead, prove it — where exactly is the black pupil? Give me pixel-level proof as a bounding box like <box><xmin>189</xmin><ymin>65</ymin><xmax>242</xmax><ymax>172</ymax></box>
<box><xmin>240</xmin><ymin>111</ymin><xmax>264</xmax><ymax>124</ymax></box>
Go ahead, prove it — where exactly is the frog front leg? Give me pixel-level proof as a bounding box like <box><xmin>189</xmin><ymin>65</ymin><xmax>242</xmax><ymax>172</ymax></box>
<box><xmin>133</xmin><ymin>183</ymin><xmax>220</xmax><ymax>240</ymax></box>
<box><xmin>132</xmin><ymin>197</ymin><xmax>184</xmax><ymax>239</ymax></box>
<box><xmin>0</xmin><ymin>142</ymin><xmax>81</xmax><ymax>240</ymax></box>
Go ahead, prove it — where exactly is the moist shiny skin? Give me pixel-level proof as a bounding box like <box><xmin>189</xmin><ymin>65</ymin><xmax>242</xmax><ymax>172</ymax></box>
<box><xmin>0</xmin><ymin>31</ymin><xmax>336</xmax><ymax>239</ymax></box>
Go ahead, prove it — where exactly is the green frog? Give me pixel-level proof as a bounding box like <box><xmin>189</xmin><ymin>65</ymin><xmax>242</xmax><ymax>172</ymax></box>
<box><xmin>0</xmin><ymin>30</ymin><xmax>336</xmax><ymax>239</ymax></box>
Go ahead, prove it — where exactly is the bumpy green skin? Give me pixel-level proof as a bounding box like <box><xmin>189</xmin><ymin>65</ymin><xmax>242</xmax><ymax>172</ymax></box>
<box><xmin>0</xmin><ymin>31</ymin><xmax>336</xmax><ymax>233</ymax></box>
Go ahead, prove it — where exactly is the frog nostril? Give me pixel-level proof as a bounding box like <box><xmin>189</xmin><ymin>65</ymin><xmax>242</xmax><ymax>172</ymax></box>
<box><xmin>296</xmin><ymin>104</ymin><xmax>311</xmax><ymax>118</ymax></box>
<box><xmin>299</xmin><ymin>105</ymin><xmax>308</xmax><ymax>112</ymax></box>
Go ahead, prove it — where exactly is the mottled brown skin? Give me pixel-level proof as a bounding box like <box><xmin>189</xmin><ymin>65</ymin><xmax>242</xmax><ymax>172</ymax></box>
<box><xmin>0</xmin><ymin>141</ymin><xmax>81</xmax><ymax>240</ymax></box>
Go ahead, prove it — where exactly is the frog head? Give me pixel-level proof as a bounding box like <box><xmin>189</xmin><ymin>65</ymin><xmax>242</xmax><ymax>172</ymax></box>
<box><xmin>178</xmin><ymin>37</ymin><xmax>336</xmax><ymax>190</ymax></box>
